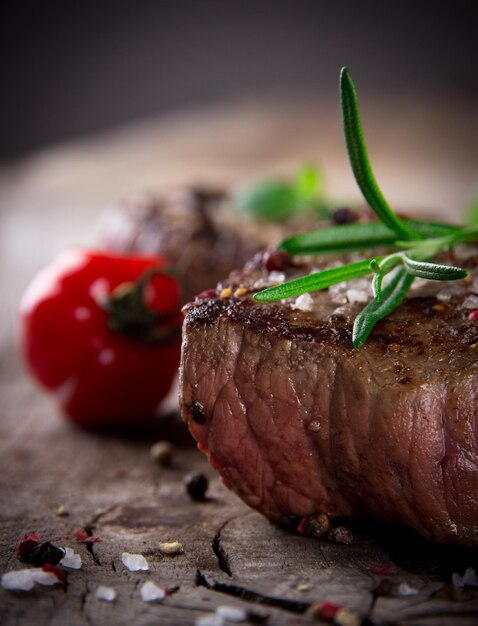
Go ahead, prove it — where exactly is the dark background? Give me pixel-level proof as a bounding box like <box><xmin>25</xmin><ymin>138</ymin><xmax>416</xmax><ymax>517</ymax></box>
<box><xmin>1</xmin><ymin>1</ymin><xmax>477</xmax><ymax>159</ymax></box>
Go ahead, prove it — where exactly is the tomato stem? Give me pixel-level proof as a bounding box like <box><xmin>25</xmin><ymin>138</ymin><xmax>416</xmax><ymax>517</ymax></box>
<box><xmin>102</xmin><ymin>266</ymin><xmax>182</xmax><ymax>345</ymax></box>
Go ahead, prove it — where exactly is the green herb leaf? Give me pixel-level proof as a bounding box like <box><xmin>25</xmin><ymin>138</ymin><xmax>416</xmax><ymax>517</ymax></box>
<box><xmin>401</xmin><ymin>256</ymin><xmax>468</xmax><ymax>280</ymax></box>
<box><xmin>465</xmin><ymin>192</ymin><xmax>478</xmax><ymax>226</ymax></box>
<box><xmin>279</xmin><ymin>219</ymin><xmax>459</xmax><ymax>255</ymax></box>
<box><xmin>253</xmin><ymin>258</ymin><xmax>377</xmax><ymax>302</ymax></box>
<box><xmin>234</xmin><ymin>180</ymin><xmax>298</xmax><ymax>222</ymax></box>
<box><xmin>340</xmin><ymin>67</ymin><xmax>422</xmax><ymax>241</ymax></box>
<box><xmin>233</xmin><ymin>163</ymin><xmax>328</xmax><ymax>222</ymax></box>
<box><xmin>294</xmin><ymin>163</ymin><xmax>324</xmax><ymax>204</ymax></box>
<box><xmin>352</xmin><ymin>267</ymin><xmax>414</xmax><ymax>348</ymax></box>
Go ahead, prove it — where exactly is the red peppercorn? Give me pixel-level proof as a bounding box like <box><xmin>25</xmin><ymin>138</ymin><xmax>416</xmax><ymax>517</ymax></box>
<box><xmin>15</xmin><ymin>534</ymin><xmax>40</xmax><ymax>562</ymax></box>
<box><xmin>262</xmin><ymin>250</ymin><xmax>290</xmax><ymax>272</ymax></box>
<box><xmin>315</xmin><ymin>600</ymin><xmax>341</xmax><ymax>621</ymax></box>
<box><xmin>369</xmin><ymin>565</ymin><xmax>396</xmax><ymax>575</ymax></box>
<box><xmin>42</xmin><ymin>563</ymin><xmax>67</xmax><ymax>583</ymax></box>
<box><xmin>195</xmin><ymin>289</ymin><xmax>218</xmax><ymax>300</ymax></box>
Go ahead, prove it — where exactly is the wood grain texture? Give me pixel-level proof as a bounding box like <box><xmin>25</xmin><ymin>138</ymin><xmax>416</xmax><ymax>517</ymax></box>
<box><xmin>1</xmin><ymin>96</ymin><xmax>478</xmax><ymax>625</ymax></box>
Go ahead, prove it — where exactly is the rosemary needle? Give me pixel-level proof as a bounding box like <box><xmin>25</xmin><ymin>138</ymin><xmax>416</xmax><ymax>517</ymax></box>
<box><xmin>254</xmin><ymin>67</ymin><xmax>476</xmax><ymax>348</ymax></box>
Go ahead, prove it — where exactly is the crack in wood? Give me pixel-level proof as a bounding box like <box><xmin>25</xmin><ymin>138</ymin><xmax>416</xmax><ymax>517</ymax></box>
<box><xmin>195</xmin><ymin>569</ymin><xmax>310</xmax><ymax>613</ymax></box>
<box><xmin>80</xmin><ymin>581</ymin><xmax>92</xmax><ymax>626</ymax></box>
<box><xmin>87</xmin><ymin>504</ymin><xmax>121</xmax><ymax>526</ymax></box>
<box><xmin>212</xmin><ymin>519</ymin><xmax>232</xmax><ymax>577</ymax></box>
<box><xmin>85</xmin><ymin>542</ymin><xmax>101</xmax><ymax>566</ymax></box>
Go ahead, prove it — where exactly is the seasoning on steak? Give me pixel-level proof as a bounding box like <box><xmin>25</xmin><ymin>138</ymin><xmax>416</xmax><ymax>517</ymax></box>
<box><xmin>179</xmin><ymin>252</ymin><xmax>478</xmax><ymax>545</ymax></box>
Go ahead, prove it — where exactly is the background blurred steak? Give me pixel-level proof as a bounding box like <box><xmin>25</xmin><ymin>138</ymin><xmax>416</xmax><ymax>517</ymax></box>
<box><xmin>179</xmin><ymin>254</ymin><xmax>478</xmax><ymax>545</ymax></box>
<box><xmin>97</xmin><ymin>187</ymin><xmax>314</xmax><ymax>302</ymax></box>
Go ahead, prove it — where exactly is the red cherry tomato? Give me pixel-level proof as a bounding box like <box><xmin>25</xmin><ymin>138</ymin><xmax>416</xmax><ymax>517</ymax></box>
<box><xmin>19</xmin><ymin>249</ymin><xmax>182</xmax><ymax>429</ymax></box>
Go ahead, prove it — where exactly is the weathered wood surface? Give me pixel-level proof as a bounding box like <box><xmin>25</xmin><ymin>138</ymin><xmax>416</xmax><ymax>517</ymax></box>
<box><xmin>2</xmin><ymin>347</ymin><xmax>478</xmax><ymax>626</ymax></box>
<box><xmin>1</xmin><ymin>349</ymin><xmax>478</xmax><ymax>626</ymax></box>
<box><xmin>1</xmin><ymin>94</ymin><xmax>478</xmax><ymax>626</ymax></box>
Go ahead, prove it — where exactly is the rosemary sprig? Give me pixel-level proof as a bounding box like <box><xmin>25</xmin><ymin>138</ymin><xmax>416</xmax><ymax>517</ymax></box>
<box><xmin>279</xmin><ymin>219</ymin><xmax>459</xmax><ymax>255</ymax></box>
<box><xmin>253</xmin><ymin>67</ymin><xmax>477</xmax><ymax>348</ymax></box>
<box><xmin>340</xmin><ymin>67</ymin><xmax>422</xmax><ymax>241</ymax></box>
<box><xmin>352</xmin><ymin>268</ymin><xmax>414</xmax><ymax>348</ymax></box>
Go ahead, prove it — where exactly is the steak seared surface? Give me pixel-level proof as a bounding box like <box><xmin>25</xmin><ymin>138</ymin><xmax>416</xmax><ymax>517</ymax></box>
<box><xmin>179</xmin><ymin>253</ymin><xmax>478</xmax><ymax>545</ymax></box>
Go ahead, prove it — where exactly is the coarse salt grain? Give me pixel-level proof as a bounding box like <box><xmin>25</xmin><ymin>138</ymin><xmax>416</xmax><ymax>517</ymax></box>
<box><xmin>30</xmin><ymin>569</ymin><xmax>62</xmax><ymax>586</ymax></box>
<box><xmin>95</xmin><ymin>586</ymin><xmax>117</xmax><ymax>601</ymax></box>
<box><xmin>463</xmin><ymin>567</ymin><xmax>478</xmax><ymax>587</ymax></box>
<box><xmin>60</xmin><ymin>547</ymin><xmax>82</xmax><ymax>570</ymax></box>
<box><xmin>195</xmin><ymin>614</ymin><xmax>225</xmax><ymax>626</ymax></box>
<box><xmin>452</xmin><ymin>572</ymin><xmax>464</xmax><ymax>588</ymax></box>
<box><xmin>462</xmin><ymin>295</ymin><xmax>478</xmax><ymax>310</ymax></box>
<box><xmin>121</xmin><ymin>552</ymin><xmax>149</xmax><ymax>571</ymax></box>
<box><xmin>140</xmin><ymin>581</ymin><xmax>166</xmax><ymax>602</ymax></box>
<box><xmin>291</xmin><ymin>293</ymin><xmax>314</xmax><ymax>312</ymax></box>
<box><xmin>346</xmin><ymin>288</ymin><xmax>369</xmax><ymax>304</ymax></box>
<box><xmin>453</xmin><ymin>567</ymin><xmax>478</xmax><ymax>588</ymax></box>
<box><xmin>216</xmin><ymin>605</ymin><xmax>247</xmax><ymax>622</ymax></box>
<box><xmin>268</xmin><ymin>271</ymin><xmax>286</xmax><ymax>284</ymax></box>
<box><xmin>397</xmin><ymin>582</ymin><xmax>418</xmax><ymax>596</ymax></box>
<box><xmin>1</xmin><ymin>569</ymin><xmax>36</xmax><ymax>591</ymax></box>
<box><xmin>1</xmin><ymin>568</ymin><xmax>61</xmax><ymax>591</ymax></box>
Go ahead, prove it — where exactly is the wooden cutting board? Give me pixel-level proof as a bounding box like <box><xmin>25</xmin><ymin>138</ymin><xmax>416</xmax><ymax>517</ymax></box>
<box><xmin>1</xmin><ymin>93</ymin><xmax>477</xmax><ymax>625</ymax></box>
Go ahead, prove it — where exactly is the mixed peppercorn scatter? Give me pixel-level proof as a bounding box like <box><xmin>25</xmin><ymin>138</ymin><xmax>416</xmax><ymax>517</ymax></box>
<box><xmin>159</xmin><ymin>540</ymin><xmax>183</xmax><ymax>555</ymax></box>
<box><xmin>74</xmin><ymin>528</ymin><xmax>102</xmax><ymax>543</ymax></box>
<box><xmin>150</xmin><ymin>440</ymin><xmax>174</xmax><ymax>466</ymax></box>
<box><xmin>15</xmin><ymin>534</ymin><xmax>65</xmax><ymax>566</ymax></box>
<box><xmin>185</xmin><ymin>472</ymin><xmax>209</xmax><ymax>501</ymax></box>
<box><xmin>311</xmin><ymin>601</ymin><xmax>363</xmax><ymax>626</ymax></box>
<box><xmin>57</xmin><ymin>504</ymin><xmax>69</xmax><ymax>517</ymax></box>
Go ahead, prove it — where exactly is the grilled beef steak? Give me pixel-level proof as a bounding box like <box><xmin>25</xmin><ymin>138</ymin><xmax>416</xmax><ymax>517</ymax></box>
<box><xmin>179</xmin><ymin>253</ymin><xmax>478</xmax><ymax>545</ymax></box>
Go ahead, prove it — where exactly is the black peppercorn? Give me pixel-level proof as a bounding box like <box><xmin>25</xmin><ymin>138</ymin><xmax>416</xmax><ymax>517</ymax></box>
<box><xmin>331</xmin><ymin>207</ymin><xmax>357</xmax><ymax>225</ymax></box>
<box><xmin>191</xmin><ymin>401</ymin><xmax>206</xmax><ymax>425</ymax></box>
<box><xmin>304</xmin><ymin>513</ymin><xmax>331</xmax><ymax>538</ymax></box>
<box><xmin>29</xmin><ymin>542</ymin><xmax>65</xmax><ymax>566</ymax></box>
<box><xmin>185</xmin><ymin>472</ymin><xmax>208</xmax><ymax>501</ymax></box>
<box><xmin>328</xmin><ymin>526</ymin><xmax>353</xmax><ymax>545</ymax></box>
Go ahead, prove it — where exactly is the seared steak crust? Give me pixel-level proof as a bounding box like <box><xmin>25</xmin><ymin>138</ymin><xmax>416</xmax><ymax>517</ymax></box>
<box><xmin>180</xmin><ymin>257</ymin><xmax>478</xmax><ymax>545</ymax></box>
